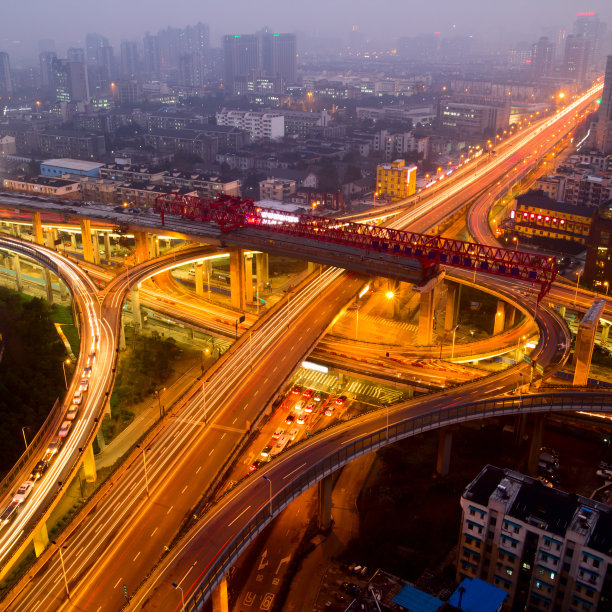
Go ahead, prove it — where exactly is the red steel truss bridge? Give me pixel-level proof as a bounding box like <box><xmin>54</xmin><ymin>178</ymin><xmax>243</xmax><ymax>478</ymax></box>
<box><xmin>155</xmin><ymin>194</ymin><xmax>557</xmax><ymax>300</ymax></box>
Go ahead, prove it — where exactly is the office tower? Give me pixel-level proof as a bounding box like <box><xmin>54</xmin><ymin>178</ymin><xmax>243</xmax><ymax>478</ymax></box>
<box><xmin>0</xmin><ymin>52</ymin><xmax>13</xmax><ymax>95</ymax></box>
<box><xmin>86</xmin><ymin>33</ymin><xmax>109</xmax><ymax>65</ymax></box>
<box><xmin>530</xmin><ymin>37</ymin><xmax>555</xmax><ymax>79</ymax></box>
<box><xmin>39</xmin><ymin>51</ymin><xmax>57</xmax><ymax>90</ymax></box>
<box><xmin>595</xmin><ymin>55</ymin><xmax>612</xmax><ymax>154</ymax></box>
<box><xmin>97</xmin><ymin>45</ymin><xmax>114</xmax><ymax>86</ymax></box>
<box><xmin>574</xmin><ymin>12</ymin><xmax>607</xmax><ymax>70</ymax></box>
<box><xmin>223</xmin><ymin>34</ymin><xmax>260</xmax><ymax>93</ymax></box>
<box><xmin>120</xmin><ymin>41</ymin><xmax>139</xmax><ymax>79</ymax></box>
<box><xmin>178</xmin><ymin>54</ymin><xmax>195</xmax><ymax>87</ymax></box>
<box><xmin>52</xmin><ymin>58</ymin><xmax>89</xmax><ymax>102</ymax></box>
<box><xmin>67</xmin><ymin>48</ymin><xmax>86</xmax><ymax>64</ymax></box>
<box><xmin>563</xmin><ymin>35</ymin><xmax>591</xmax><ymax>84</ymax></box>
<box><xmin>261</xmin><ymin>32</ymin><xmax>297</xmax><ymax>83</ymax></box>
<box><xmin>143</xmin><ymin>33</ymin><xmax>161</xmax><ymax>79</ymax></box>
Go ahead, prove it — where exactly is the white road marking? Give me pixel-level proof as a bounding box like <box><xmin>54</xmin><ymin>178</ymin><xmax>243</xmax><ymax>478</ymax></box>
<box><xmin>228</xmin><ymin>505</ymin><xmax>251</xmax><ymax>527</ymax></box>
<box><xmin>282</xmin><ymin>463</ymin><xmax>307</xmax><ymax>480</ymax></box>
<box><xmin>181</xmin><ymin>485</ymin><xmax>188</xmax><ymax>494</ymax></box>
<box><xmin>196</xmin><ymin>466</ymin><xmax>201</xmax><ymax>474</ymax></box>
<box><xmin>114</xmin><ymin>577</ymin><xmax>122</xmax><ymax>589</ymax></box>
<box><xmin>133</xmin><ymin>551</ymin><xmax>141</xmax><ymax>562</ymax></box>
<box><xmin>209</xmin><ymin>448</ymin><xmax>215</xmax><ymax>456</ymax></box>
<box><xmin>151</xmin><ymin>527</ymin><xmax>158</xmax><ymax>537</ymax></box>
<box><xmin>167</xmin><ymin>505</ymin><xmax>173</xmax><ymax>515</ymax></box>
<box><xmin>232</xmin><ymin>417</ymin><xmax>237</xmax><ymax>424</ymax></box>
<box><xmin>221</xmin><ymin>433</ymin><xmax>226</xmax><ymax>439</ymax></box>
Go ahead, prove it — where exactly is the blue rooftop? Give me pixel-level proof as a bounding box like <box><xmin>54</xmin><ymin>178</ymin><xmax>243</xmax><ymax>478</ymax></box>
<box><xmin>447</xmin><ymin>577</ymin><xmax>507</xmax><ymax>612</ymax></box>
<box><xmin>393</xmin><ymin>583</ymin><xmax>443</xmax><ymax>612</ymax></box>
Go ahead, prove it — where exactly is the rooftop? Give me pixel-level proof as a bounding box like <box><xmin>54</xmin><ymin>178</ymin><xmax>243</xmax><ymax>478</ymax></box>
<box><xmin>42</xmin><ymin>158</ymin><xmax>104</xmax><ymax>172</ymax></box>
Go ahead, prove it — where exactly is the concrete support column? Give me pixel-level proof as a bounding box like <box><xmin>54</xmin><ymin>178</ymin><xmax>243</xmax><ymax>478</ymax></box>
<box><xmin>230</xmin><ymin>249</ymin><xmax>245</xmax><ymax>310</ymax></box>
<box><xmin>255</xmin><ymin>252</ymin><xmax>269</xmax><ymax>286</ymax></box>
<box><xmin>70</xmin><ymin>233</ymin><xmax>77</xmax><ymax>249</ymax></box>
<box><xmin>12</xmin><ymin>254</ymin><xmax>22</xmax><ymax>292</ymax></box>
<box><xmin>387</xmin><ymin>279</ymin><xmax>400</xmax><ymax>318</ymax></box>
<box><xmin>11</xmin><ymin>222</ymin><xmax>20</xmax><ymax>237</ymax></box>
<box><xmin>245</xmin><ymin>253</ymin><xmax>254</xmax><ymax>305</ymax></box>
<box><xmin>526</xmin><ymin>414</ymin><xmax>545</xmax><ymax>476</ymax></box>
<box><xmin>601</xmin><ymin>323</ymin><xmax>610</xmax><ymax>345</ymax></box>
<box><xmin>195</xmin><ymin>261</ymin><xmax>204</xmax><ymax>296</ymax></box>
<box><xmin>506</xmin><ymin>306</ymin><xmax>516</xmax><ymax>329</ymax></box>
<box><xmin>80</xmin><ymin>219</ymin><xmax>94</xmax><ymax>263</ymax></box>
<box><xmin>32</xmin><ymin>212</ymin><xmax>44</xmax><ymax>245</ymax></box>
<box><xmin>308</xmin><ymin>261</ymin><xmax>316</xmax><ymax>274</ymax></box>
<box><xmin>436</xmin><ymin>429</ymin><xmax>453</xmax><ymax>476</ymax></box>
<box><xmin>148</xmin><ymin>235</ymin><xmax>160</xmax><ymax>259</ymax></box>
<box><xmin>58</xmin><ymin>276</ymin><xmax>68</xmax><ymax>300</ymax></box>
<box><xmin>417</xmin><ymin>288</ymin><xmax>436</xmax><ymax>345</ymax></box>
<box><xmin>119</xmin><ymin>321</ymin><xmax>126</xmax><ymax>351</ymax></box>
<box><xmin>92</xmin><ymin>232</ymin><xmax>100</xmax><ymax>265</ymax></box>
<box><xmin>493</xmin><ymin>300</ymin><xmax>506</xmax><ymax>335</ymax></box>
<box><xmin>43</xmin><ymin>268</ymin><xmax>54</xmax><ymax>304</ymax></box>
<box><xmin>558</xmin><ymin>305</ymin><xmax>566</xmax><ymax>319</ymax></box>
<box><xmin>82</xmin><ymin>443</ymin><xmax>97</xmax><ymax>482</ymax></box>
<box><xmin>205</xmin><ymin>260</ymin><xmax>213</xmax><ymax>295</ymax></box>
<box><xmin>444</xmin><ymin>282</ymin><xmax>461</xmax><ymax>332</ymax></box>
<box><xmin>133</xmin><ymin>232</ymin><xmax>149</xmax><ymax>264</ymax></box>
<box><xmin>131</xmin><ymin>286</ymin><xmax>142</xmax><ymax>331</ymax></box>
<box><xmin>211</xmin><ymin>577</ymin><xmax>229</xmax><ymax>612</ymax></box>
<box><xmin>32</xmin><ymin>521</ymin><xmax>49</xmax><ymax>557</ymax></box>
<box><xmin>44</xmin><ymin>228</ymin><xmax>55</xmax><ymax>250</ymax></box>
<box><xmin>317</xmin><ymin>474</ymin><xmax>333</xmax><ymax>531</ymax></box>
<box><xmin>96</xmin><ymin>428</ymin><xmax>106</xmax><ymax>452</ymax></box>
<box><xmin>104</xmin><ymin>232</ymin><xmax>111</xmax><ymax>261</ymax></box>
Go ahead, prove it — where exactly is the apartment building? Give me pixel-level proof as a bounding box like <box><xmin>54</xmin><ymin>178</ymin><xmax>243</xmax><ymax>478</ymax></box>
<box><xmin>376</xmin><ymin>159</ymin><xmax>417</xmax><ymax>201</ymax></box>
<box><xmin>259</xmin><ymin>178</ymin><xmax>295</xmax><ymax>201</ymax></box>
<box><xmin>215</xmin><ymin>110</ymin><xmax>284</xmax><ymax>140</ymax></box>
<box><xmin>459</xmin><ymin>465</ymin><xmax>612</xmax><ymax>611</ymax></box>
<box><xmin>163</xmin><ymin>171</ymin><xmax>240</xmax><ymax>198</ymax></box>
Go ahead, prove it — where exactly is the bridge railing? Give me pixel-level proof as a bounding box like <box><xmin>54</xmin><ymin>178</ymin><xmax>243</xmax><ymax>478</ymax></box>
<box><xmin>185</xmin><ymin>390</ymin><xmax>612</xmax><ymax>609</ymax></box>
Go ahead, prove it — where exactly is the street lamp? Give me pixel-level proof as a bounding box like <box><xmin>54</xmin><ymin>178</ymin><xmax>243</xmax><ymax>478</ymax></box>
<box><xmin>605</xmin><ymin>281</ymin><xmax>609</xmax><ymax>296</ymax></box>
<box><xmin>51</xmin><ymin>540</ymin><xmax>70</xmax><ymax>599</ymax></box>
<box><xmin>172</xmin><ymin>583</ymin><xmax>185</xmax><ymax>612</ymax></box>
<box><xmin>574</xmin><ymin>269</ymin><xmax>582</xmax><ymax>305</ymax></box>
<box><xmin>383</xmin><ymin>403</ymin><xmax>389</xmax><ymax>440</ymax></box>
<box><xmin>198</xmin><ymin>377</ymin><xmax>212</xmax><ymax>424</ymax></box>
<box><xmin>154</xmin><ymin>388</ymin><xmax>166</xmax><ymax>419</ymax></box>
<box><xmin>136</xmin><ymin>444</ymin><xmax>151</xmax><ymax>497</ymax></box>
<box><xmin>62</xmin><ymin>358</ymin><xmax>71</xmax><ymax>390</ymax></box>
<box><xmin>451</xmin><ymin>324</ymin><xmax>459</xmax><ymax>360</ymax></box>
<box><xmin>21</xmin><ymin>426</ymin><xmax>30</xmax><ymax>451</ymax></box>
<box><xmin>262</xmin><ymin>474</ymin><xmax>272</xmax><ymax>515</ymax></box>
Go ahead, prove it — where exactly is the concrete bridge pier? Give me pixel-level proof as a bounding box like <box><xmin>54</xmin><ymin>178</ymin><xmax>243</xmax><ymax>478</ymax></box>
<box><xmin>104</xmin><ymin>232</ymin><xmax>112</xmax><ymax>261</ymax></box>
<box><xmin>148</xmin><ymin>234</ymin><xmax>160</xmax><ymax>259</ymax></box>
<box><xmin>82</xmin><ymin>443</ymin><xmax>97</xmax><ymax>483</ymax></box>
<box><xmin>245</xmin><ymin>253</ymin><xmax>254</xmax><ymax>305</ymax></box>
<box><xmin>416</xmin><ymin>275</ymin><xmax>443</xmax><ymax>346</ymax></box>
<box><xmin>211</xmin><ymin>576</ymin><xmax>229</xmax><ymax>612</ymax></box>
<box><xmin>44</xmin><ymin>227</ymin><xmax>55</xmax><ymax>250</ymax></box>
<box><xmin>256</xmin><ymin>252</ymin><xmax>269</xmax><ymax>288</ymax></box>
<box><xmin>131</xmin><ymin>285</ymin><xmax>142</xmax><ymax>331</ymax></box>
<box><xmin>318</xmin><ymin>474</ymin><xmax>333</xmax><ymax>531</ymax></box>
<box><xmin>92</xmin><ymin>232</ymin><xmax>101</xmax><ymax>265</ymax></box>
<box><xmin>12</xmin><ymin>254</ymin><xmax>22</xmax><ymax>292</ymax></box>
<box><xmin>506</xmin><ymin>306</ymin><xmax>516</xmax><ymax>329</ymax></box>
<box><xmin>195</xmin><ymin>261</ymin><xmax>204</xmax><ymax>296</ymax></box>
<box><xmin>32</xmin><ymin>212</ymin><xmax>44</xmax><ymax>246</ymax></box>
<box><xmin>573</xmin><ymin>299</ymin><xmax>606</xmax><ymax>386</ymax></box>
<box><xmin>96</xmin><ymin>429</ymin><xmax>106</xmax><ymax>452</ymax></box>
<box><xmin>601</xmin><ymin>322</ymin><xmax>610</xmax><ymax>345</ymax></box>
<box><xmin>558</xmin><ymin>305</ymin><xmax>566</xmax><ymax>319</ymax></box>
<box><xmin>32</xmin><ymin>521</ymin><xmax>49</xmax><ymax>557</ymax></box>
<box><xmin>444</xmin><ymin>281</ymin><xmax>461</xmax><ymax>332</ymax></box>
<box><xmin>230</xmin><ymin>249</ymin><xmax>246</xmax><ymax>310</ymax></box>
<box><xmin>70</xmin><ymin>233</ymin><xmax>77</xmax><ymax>250</ymax></box>
<box><xmin>44</xmin><ymin>268</ymin><xmax>54</xmax><ymax>304</ymax></box>
<box><xmin>80</xmin><ymin>220</ymin><xmax>94</xmax><ymax>263</ymax></box>
<box><xmin>134</xmin><ymin>232</ymin><xmax>149</xmax><ymax>264</ymax></box>
<box><xmin>436</xmin><ymin>429</ymin><xmax>453</xmax><ymax>476</ymax></box>
<box><xmin>493</xmin><ymin>300</ymin><xmax>506</xmax><ymax>335</ymax></box>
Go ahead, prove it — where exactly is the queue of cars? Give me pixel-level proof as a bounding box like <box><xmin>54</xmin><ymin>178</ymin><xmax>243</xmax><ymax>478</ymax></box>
<box><xmin>0</xmin><ymin>344</ymin><xmax>97</xmax><ymax>527</ymax></box>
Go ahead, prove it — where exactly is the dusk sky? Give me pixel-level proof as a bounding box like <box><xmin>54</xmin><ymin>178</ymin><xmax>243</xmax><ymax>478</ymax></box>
<box><xmin>2</xmin><ymin>0</ymin><xmax>612</xmax><ymax>61</ymax></box>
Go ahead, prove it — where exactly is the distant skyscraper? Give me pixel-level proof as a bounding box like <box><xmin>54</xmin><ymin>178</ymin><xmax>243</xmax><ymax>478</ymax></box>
<box><xmin>530</xmin><ymin>37</ymin><xmax>555</xmax><ymax>78</ymax></box>
<box><xmin>39</xmin><ymin>51</ymin><xmax>57</xmax><ymax>90</ymax></box>
<box><xmin>261</xmin><ymin>32</ymin><xmax>297</xmax><ymax>83</ymax></box>
<box><xmin>67</xmin><ymin>48</ymin><xmax>86</xmax><ymax>64</ymax></box>
<box><xmin>143</xmin><ymin>33</ymin><xmax>161</xmax><ymax>79</ymax></box>
<box><xmin>0</xmin><ymin>52</ymin><xmax>13</xmax><ymax>95</ymax></box>
<box><xmin>563</xmin><ymin>35</ymin><xmax>591</xmax><ymax>84</ymax></box>
<box><xmin>86</xmin><ymin>33</ymin><xmax>109</xmax><ymax>65</ymax></box>
<box><xmin>595</xmin><ymin>55</ymin><xmax>612</xmax><ymax>154</ymax></box>
<box><xmin>223</xmin><ymin>34</ymin><xmax>260</xmax><ymax>93</ymax></box>
<box><xmin>52</xmin><ymin>58</ymin><xmax>89</xmax><ymax>103</ymax></box>
<box><xmin>120</xmin><ymin>41</ymin><xmax>139</xmax><ymax>79</ymax></box>
<box><xmin>97</xmin><ymin>45</ymin><xmax>114</xmax><ymax>86</ymax></box>
<box><xmin>574</xmin><ymin>12</ymin><xmax>607</xmax><ymax>70</ymax></box>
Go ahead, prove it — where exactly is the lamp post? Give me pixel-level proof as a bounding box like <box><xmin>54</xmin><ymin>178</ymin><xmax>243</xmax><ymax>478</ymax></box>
<box><xmin>605</xmin><ymin>281</ymin><xmax>609</xmax><ymax>297</ymax></box>
<box><xmin>172</xmin><ymin>583</ymin><xmax>185</xmax><ymax>612</ymax></box>
<box><xmin>21</xmin><ymin>426</ymin><xmax>30</xmax><ymax>451</ymax></box>
<box><xmin>262</xmin><ymin>475</ymin><xmax>272</xmax><ymax>515</ymax></box>
<box><xmin>199</xmin><ymin>377</ymin><xmax>212</xmax><ymax>424</ymax></box>
<box><xmin>573</xmin><ymin>270</ymin><xmax>582</xmax><ymax>305</ymax></box>
<box><xmin>355</xmin><ymin>304</ymin><xmax>360</xmax><ymax>341</ymax></box>
<box><xmin>154</xmin><ymin>388</ymin><xmax>166</xmax><ymax>419</ymax></box>
<box><xmin>136</xmin><ymin>444</ymin><xmax>151</xmax><ymax>497</ymax></box>
<box><xmin>383</xmin><ymin>404</ymin><xmax>389</xmax><ymax>440</ymax></box>
<box><xmin>62</xmin><ymin>358</ymin><xmax>71</xmax><ymax>390</ymax></box>
<box><xmin>52</xmin><ymin>540</ymin><xmax>70</xmax><ymax>599</ymax></box>
<box><xmin>451</xmin><ymin>324</ymin><xmax>459</xmax><ymax>360</ymax></box>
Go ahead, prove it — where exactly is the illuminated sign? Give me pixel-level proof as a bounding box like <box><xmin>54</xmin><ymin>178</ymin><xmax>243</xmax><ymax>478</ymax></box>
<box><xmin>302</xmin><ymin>361</ymin><xmax>328</xmax><ymax>373</ymax></box>
<box><xmin>259</xmin><ymin>210</ymin><xmax>299</xmax><ymax>224</ymax></box>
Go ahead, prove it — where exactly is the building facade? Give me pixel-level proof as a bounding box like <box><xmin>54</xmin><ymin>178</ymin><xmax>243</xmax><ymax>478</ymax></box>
<box><xmin>216</xmin><ymin>110</ymin><xmax>284</xmax><ymax>140</ymax></box>
<box><xmin>595</xmin><ymin>55</ymin><xmax>612</xmax><ymax>155</ymax></box>
<box><xmin>376</xmin><ymin>159</ymin><xmax>417</xmax><ymax>201</ymax></box>
<box><xmin>584</xmin><ymin>200</ymin><xmax>612</xmax><ymax>288</ymax></box>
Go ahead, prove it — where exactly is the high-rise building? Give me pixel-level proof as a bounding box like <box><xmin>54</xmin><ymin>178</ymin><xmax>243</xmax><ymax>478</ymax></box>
<box><xmin>531</xmin><ymin>37</ymin><xmax>555</xmax><ymax>79</ymax></box>
<box><xmin>260</xmin><ymin>32</ymin><xmax>297</xmax><ymax>83</ymax></box>
<box><xmin>143</xmin><ymin>33</ymin><xmax>161</xmax><ymax>79</ymax></box>
<box><xmin>38</xmin><ymin>39</ymin><xmax>56</xmax><ymax>55</ymax></box>
<box><xmin>67</xmin><ymin>48</ymin><xmax>85</xmax><ymax>64</ymax></box>
<box><xmin>376</xmin><ymin>159</ymin><xmax>417</xmax><ymax>201</ymax></box>
<box><xmin>563</xmin><ymin>35</ymin><xmax>591</xmax><ymax>84</ymax></box>
<box><xmin>39</xmin><ymin>51</ymin><xmax>57</xmax><ymax>90</ymax></box>
<box><xmin>97</xmin><ymin>45</ymin><xmax>114</xmax><ymax>86</ymax></box>
<box><xmin>52</xmin><ymin>58</ymin><xmax>89</xmax><ymax>103</ymax></box>
<box><xmin>459</xmin><ymin>465</ymin><xmax>612</xmax><ymax>611</ymax></box>
<box><xmin>120</xmin><ymin>41</ymin><xmax>139</xmax><ymax>79</ymax></box>
<box><xmin>595</xmin><ymin>55</ymin><xmax>612</xmax><ymax>155</ymax></box>
<box><xmin>86</xmin><ymin>33</ymin><xmax>109</xmax><ymax>65</ymax></box>
<box><xmin>574</xmin><ymin>12</ymin><xmax>607</xmax><ymax>71</ymax></box>
<box><xmin>223</xmin><ymin>34</ymin><xmax>260</xmax><ymax>93</ymax></box>
<box><xmin>0</xmin><ymin>52</ymin><xmax>13</xmax><ymax>96</ymax></box>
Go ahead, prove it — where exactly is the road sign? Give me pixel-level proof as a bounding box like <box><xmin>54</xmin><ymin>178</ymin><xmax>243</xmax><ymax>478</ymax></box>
<box><xmin>536</xmin><ymin>363</ymin><xmax>544</xmax><ymax>375</ymax></box>
<box><xmin>523</xmin><ymin>354</ymin><xmax>532</xmax><ymax>364</ymax></box>
<box><xmin>123</xmin><ymin>585</ymin><xmax>129</xmax><ymax>600</ymax></box>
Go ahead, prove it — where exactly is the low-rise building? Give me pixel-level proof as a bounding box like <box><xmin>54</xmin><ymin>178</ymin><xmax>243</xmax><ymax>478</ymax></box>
<box><xmin>2</xmin><ymin>176</ymin><xmax>81</xmax><ymax>198</ymax></box>
<box><xmin>0</xmin><ymin>135</ymin><xmax>16</xmax><ymax>155</ymax></box>
<box><xmin>439</xmin><ymin>95</ymin><xmax>510</xmax><ymax>138</ymax></box>
<box><xmin>259</xmin><ymin>178</ymin><xmax>296</xmax><ymax>201</ymax></box>
<box><xmin>116</xmin><ymin>182</ymin><xmax>197</xmax><ymax>208</ymax></box>
<box><xmin>459</xmin><ymin>465</ymin><xmax>612</xmax><ymax>611</ymax></box>
<box><xmin>289</xmin><ymin>188</ymin><xmax>343</xmax><ymax>211</ymax></box>
<box><xmin>100</xmin><ymin>163</ymin><xmax>166</xmax><ymax>184</ymax></box>
<box><xmin>38</xmin><ymin>130</ymin><xmax>106</xmax><ymax>160</ymax></box>
<box><xmin>144</xmin><ymin>129</ymin><xmax>218</xmax><ymax>163</ymax></box>
<box><xmin>41</xmin><ymin>158</ymin><xmax>104</xmax><ymax>178</ymax></box>
<box><xmin>162</xmin><ymin>172</ymin><xmax>240</xmax><ymax>198</ymax></box>
<box><xmin>216</xmin><ymin>110</ymin><xmax>284</xmax><ymax>141</ymax></box>
<box><xmin>376</xmin><ymin>159</ymin><xmax>417</xmax><ymax>201</ymax></box>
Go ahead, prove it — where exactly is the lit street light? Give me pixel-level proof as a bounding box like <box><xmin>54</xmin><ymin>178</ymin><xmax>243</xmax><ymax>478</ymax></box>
<box><xmin>136</xmin><ymin>444</ymin><xmax>151</xmax><ymax>497</ymax></box>
<box><xmin>198</xmin><ymin>377</ymin><xmax>212</xmax><ymax>424</ymax></box>
<box><xmin>262</xmin><ymin>474</ymin><xmax>272</xmax><ymax>515</ymax></box>
<box><xmin>62</xmin><ymin>358</ymin><xmax>71</xmax><ymax>390</ymax></box>
<box><xmin>51</xmin><ymin>540</ymin><xmax>70</xmax><ymax>599</ymax></box>
<box><xmin>172</xmin><ymin>582</ymin><xmax>185</xmax><ymax>612</ymax></box>
<box><xmin>21</xmin><ymin>426</ymin><xmax>30</xmax><ymax>451</ymax></box>
<box><xmin>451</xmin><ymin>324</ymin><xmax>459</xmax><ymax>360</ymax></box>
<box><xmin>573</xmin><ymin>269</ymin><xmax>582</xmax><ymax>305</ymax></box>
<box><xmin>605</xmin><ymin>281</ymin><xmax>609</xmax><ymax>297</ymax></box>
<box><xmin>154</xmin><ymin>387</ymin><xmax>166</xmax><ymax>419</ymax></box>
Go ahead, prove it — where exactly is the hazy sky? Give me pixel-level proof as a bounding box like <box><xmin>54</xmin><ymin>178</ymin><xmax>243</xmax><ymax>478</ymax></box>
<box><xmin>2</xmin><ymin>0</ymin><xmax>612</xmax><ymax>62</ymax></box>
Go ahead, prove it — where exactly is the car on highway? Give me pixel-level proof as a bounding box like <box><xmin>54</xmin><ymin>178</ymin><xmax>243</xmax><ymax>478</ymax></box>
<box><xmin>72</xmin><ymin>391</ymin><xmax>83</xmax><ymax>405</ymax></box>
<box><xmin>285</xmin><ymin>414</ymin><xmax>295</xmax><ymax>424</ymax></box>
<box><xmin>304</xmin><ymin>402</ymin><xmax>315</xmax><ymax>413</ymax></box>
<box><xmin>65</xmin><ymin>405</ymin><xmax>79</xmax><ymax>421</ymax></box>
<box><xmin>313</xmin><ymin>393</ymin><xmax>322</xmax><ymax>402</ymax></box>
<box><xmin>335</xmin><ymin>395</ymin><xmax>347</xmax><ymax>406</ymax></box>
<box><xmin>87</xmin><ymin>352</ymin><xmax>96</xmax><ymax>366</ymax></box>
<box><xmin>297</xmin><ymin>414</ymin><xmax>306</xmax><ymax>425</ymax></box>
<box><xmin>83</xmin><ymin>366</ymin><xmax>92</xmax><ymax>379</ymax></box>
<box><xmin>248</xmin><ymin>459</ymin><xmax>264</xmax><ymax>474</ymax></box>
<box><xmin>79</xmin><ymin>379</ymin><xmax>89</xmax><ymax>392</ymax></box>
<box><xmin>291</xmin><ymin>385</ymin><xmax>302</xmax><ymax>395</ymax></box>
<box><xmin>288</xmin><ymin>427</ymin><xmax>299</xmax><ymax>441</ymax></box>
<box><xmin>58</xmin><ymin>421</ymin><xmax>72</xmax><ymax>439</ymax></box>
<box><xmin>30</xmin><ymin>461</ymin><xmax>49</xmax><ymax>481</ymax></box>
<box><xmin>272</xmin><ymin>427</ymin><xmax>285</xmax><ymax>439</ymax></box>
<box><xmin>260</xmin><ymin>445</ymin><xmax>272</xmax><ymax>458</ymax></box>
<box><xmin>294</xmin><ymin>401</ymin><xmax>303</xmax><ymax>412</ymax></box>
<box><xmin>46</xmin><ymin>437</ymin><xmax>63</xmax><ymax>457</ymax></box>
<box><xmin>324</xmin><ymin>406</ymin><xmax>334</xmax><ymax>417</ymax></box>
<box><xmin>0</xmin><ymin>501</ymin><xmax>21</xmax><ymax>526</ymax></box>
<box><xmin>302</xmin><ymin>388</ymin><xmax>314</xmax><ymax>398</ymax></box>
<box><xmin>13</xmin><ymin>481</ymin><xmax>35</xmax><ymax>503</ymax></box>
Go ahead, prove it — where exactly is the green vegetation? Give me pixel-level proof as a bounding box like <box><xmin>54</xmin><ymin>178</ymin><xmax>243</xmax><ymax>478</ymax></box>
<box><xmin>50</xmin><ymin>303</ymin><xmax>80</xmax><ymax>357</ymax></box>
<box><xmin>105</xmin><ymin>331</ymin><xmax>181</xmax><ymax>440</ymax></box>
<box><xmin>0</xmin><ymin>287</ymin><xmax>67</xmax><ymax>472</ymax></box>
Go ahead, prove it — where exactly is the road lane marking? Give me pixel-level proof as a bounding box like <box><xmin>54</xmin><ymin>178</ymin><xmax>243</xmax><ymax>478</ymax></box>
<box><xmin>232</xmin><ymin>417</ymin><xmax>237</xmax><ymax>424</ymax></box>
<box><xmin>196</xmin><ymin>466</ymin><xmax>202</xmax><ymax>474</ymax></box>
<box><xmin>273</xmin><ymin>366</ymin><xmax>277</xmax><ymax>372</ymax></box>
<box><xmin>151</xmin><ymin>527</ymin><xmax>158</xmax><ymax>537</ymax></box>
<box><xmin>133</xmin><ymin>551</ymin><xmax>141</xmax><ymax>562</ymax></box>
<box><xmin>31</xmin><ymin>601</ymin><xmax>42</xmax><ymax>612</ymax></box>
<box><xmin>167</xmin><ymin>505</ymin><xmax>173</xmax><ymax>515</ymax></box>
<box><xmin>282</xmin><ymin>462</ymin><xmax>307</xmax><ymax>480</ymax></box>
<box><xmin>209</xmin><ymin>448</ymin><xmax>215</xmax><ymax>456</ymax></box>
<box><xmin>181</xmin><ymin>485</ymin><xmax>188</xmax><ymax>494</ymax></box>
<box><xmin>114</xmin><ymin>577</ymin><xmax>122</xmax><ymax>589</ymax></box>
<box><xmin>228</xmin><ymin>505</ymin><xmax>251</xmax><ymax>527</ymax></box>
<box><xmin>221</xmin><ymin>432</ymin><xmax>226</xmax><ymax>439</ymax></box>
<box><xmin>176</xmin><ymin>565</ymin><xmax>194</xmax><ymax>587</ymax></box>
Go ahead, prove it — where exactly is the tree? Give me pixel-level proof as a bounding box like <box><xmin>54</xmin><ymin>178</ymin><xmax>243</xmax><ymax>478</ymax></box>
<box><xmin>318</xmin><ymin>159</ymin><xmax>339</xmax><ymax>191</ymax></box>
